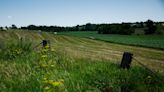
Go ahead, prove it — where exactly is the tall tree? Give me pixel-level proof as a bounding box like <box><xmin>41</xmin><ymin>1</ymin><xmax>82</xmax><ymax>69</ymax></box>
<box><xmin>11</xmin><ymin>24</ymin><xmax>17</xmax><ymax>29</ymax></box>
<box><xmin>0</xmin><ymin>27</ymin><xmax>3</xmax><ymax>30</ymax></box>
<box><xmin>144</xmin><ymin>20</ymin><xmax>156</xmax><ymax>34</ymax></box>
<box><xmin>75</xmin><ymin>25</ymin><xmax>79</xmax><ymax>31</ymax></box>
<box><xmin>5</xmin><ymin>26</ymin><xmax>8</xmax><ymax>30</ymax></box>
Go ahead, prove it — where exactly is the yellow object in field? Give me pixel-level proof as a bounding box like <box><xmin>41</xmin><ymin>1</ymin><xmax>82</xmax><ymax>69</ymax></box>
<box><xmin>41</xmin><ymin>55</ymin><xmax>47</xmax><ymax>58</ymax></box>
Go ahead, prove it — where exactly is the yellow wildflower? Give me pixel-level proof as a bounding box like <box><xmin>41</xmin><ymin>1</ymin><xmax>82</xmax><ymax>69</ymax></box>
<box><xmin>41</xmin><ymin>55</ymin><xmax>47</xmax><ymax>58</ymax></box>
<box><xmin>44</xmin><ymin>86</ymin><xmax>50</xmax><ymax>90</ymax></box>
<box><xmin>52</xmin><ymin>81</ymin><xmax>61</xmax><ymax>86</ymax></box>
<box><xmin>46</xmin><ymin>79</ymin><xmax>64</xmax><ymax>87</ymax></box>
<box><xmin>43</xmin><ymin>77</ymin><xmax>48</xmax><ymax>81</ymax></box>
<box><xmin>50</xmin><ymin>65</ymin><xmax>55</xmax><ymax>68</ymax></box>
<box><xmin>45</xmin><ymin>45</ymin><xmax>49</xmax><ymax>49</ymax></box>
<box><xmin>40</xmin><ymin>64</ymin><xmax>48</xmax><ymax>68</ymax></box>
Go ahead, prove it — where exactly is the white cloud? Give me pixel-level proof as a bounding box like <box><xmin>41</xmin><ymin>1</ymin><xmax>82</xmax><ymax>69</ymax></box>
<box><xmin>7</xmin><ymin>16</ymin><xmax>12</xmax><ymax>19</ymax></box>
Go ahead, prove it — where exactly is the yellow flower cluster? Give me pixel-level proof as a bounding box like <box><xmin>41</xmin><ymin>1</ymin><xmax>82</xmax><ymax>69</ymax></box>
<box><xmin>35</xmin><ymin>44</ymin><xmax>66</xmax><ymax>92</ymax></box>
<box><xmin>38</xmin><ymin>45</ymin><xmax>53</xmax><ymax>69</ymax></box>
<box><xmin>43</xmin><ymin>78</ymin><xmax>66</xmax><ymax>92</ymax></box>
<box><xmin>41</xmin><ymin>55</ymin><xmax>48</xmax><ymax>58</ymax></box>
<box><xmin>45</xmin><ymin>45</ymin><xmax>49</xmax><ymax>49</ymax></box>
<box><xmin>40</xmin><ymin>63</ymin><xmax>49</xmax><ymax>68</ymax></box>
<box><xmin>43</xmin><ymin>78</ymin><xmax>64</xmax><ymax>87</ymax></box>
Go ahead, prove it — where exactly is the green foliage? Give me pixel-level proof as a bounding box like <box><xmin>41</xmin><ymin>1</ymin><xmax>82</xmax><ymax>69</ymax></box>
<box><xmin>11</xmin><ymin>24</ymin><xmax>17</xmax><ymax>29</ymax></box>
<box><xmin>0</xmin><ymin>39</ymin><xmax>32</xmax><ymax>60</ymax></box>
<box><xmin>0</xmin><ymin>52</ymin><xmax>41</xmax><ymax>92</ymax></box>
<box><xmin>19</xmin><ymin>20</ymin><xmax>163</xmax><ymax>36</ymax></box>
<box><xmin>62</xmin><ymin>59</ymin><xmax>164</xmax><ymax>92</ymax></box>
<box><xmin>0</xmin><ymin>27</ymin><xmax>2</xmax><ymax>29</ymax></box>
<box><xmin>156</xmin><ymin>24</ymin><xmax>164</xmax><ymax>34</ymax></box>
<box><xmin>0</xmin><ymin>40</ymin><xmax>164</xmax><ymax>92</ymax></box>
<box><xmin>97</xmin><ymin>24</ymin><xmax>134</xmax><ymax>35</ymax></box>
<box><xmin>0</xmin><ymin>31</ymin><xmax>164</xmax><ymax>92</ymax></box>
<box><xmin>144</xmin><ymin>20</ymin><xmax>157</xmax><ymax>35</ymax></box>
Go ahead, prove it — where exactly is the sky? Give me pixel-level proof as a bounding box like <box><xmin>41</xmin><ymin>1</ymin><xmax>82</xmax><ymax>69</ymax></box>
<box><xmin>0</xmin><ymin>0</ymin><xmax>164</xmax><ymax>27</ymax></box>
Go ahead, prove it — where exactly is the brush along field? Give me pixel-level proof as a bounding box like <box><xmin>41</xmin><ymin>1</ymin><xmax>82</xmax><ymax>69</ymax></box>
<box><xmin>0</xmin><ymin>30</ymin><xmax>164</xmax><ymax>92</ymax></box>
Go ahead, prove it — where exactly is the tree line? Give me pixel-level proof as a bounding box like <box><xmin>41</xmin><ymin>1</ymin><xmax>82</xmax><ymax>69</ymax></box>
<box><xmin>1</xmin><ymin>20</ymin><xmax>164</xmax><ymax>35</ymax></box>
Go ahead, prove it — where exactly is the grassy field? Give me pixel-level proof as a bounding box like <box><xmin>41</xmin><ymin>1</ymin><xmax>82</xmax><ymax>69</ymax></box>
<box><xmin>58</xmin><ymin>31</ymin><xmax>164</xmax><ymax>50</ymax></box>
<box><xmin>0</xmin><ymin>30</ymin><xmax>164</xmax><ymax>92</ymax></box>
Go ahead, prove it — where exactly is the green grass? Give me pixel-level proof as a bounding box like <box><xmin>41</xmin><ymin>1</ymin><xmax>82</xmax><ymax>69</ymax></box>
<box><xmin>58</xmin><ymin>31</ymin><xmax>164</xmax><ymax>50</ymax></box>
<box><xmin>0</xmin><ymin>42</ymin><xmax>164</xmax><ymax>92</ymax></box>
<box><xmin>0</xmin><ymin>30</ymin><xmax>164</xmax><ymax>92</ymax></box>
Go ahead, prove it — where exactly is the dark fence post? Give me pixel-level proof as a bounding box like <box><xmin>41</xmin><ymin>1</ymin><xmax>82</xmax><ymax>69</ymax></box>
<box><xmin>120</xmin><ymin>52</ymin><xmax>133</xmax><ymax>69</ymax></box>
<box><xmin>42</xmin><ymin>40</ymin><xmax>48</xmax><ymax>47</ymax></box>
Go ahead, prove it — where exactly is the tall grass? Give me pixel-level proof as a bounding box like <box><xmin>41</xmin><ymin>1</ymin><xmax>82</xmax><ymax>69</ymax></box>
<box><xmin>0</xmin><ymin>41</ymin><xmax>164</xmax><ymax>92</ymax></box>
<box><xmin>0</xmin><ymin>39</ymin><xmax>32</xmax><ymax>60</ymax></box>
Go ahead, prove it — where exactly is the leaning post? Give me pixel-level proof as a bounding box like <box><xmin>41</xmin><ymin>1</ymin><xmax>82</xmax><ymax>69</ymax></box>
<box><xmin>120</xmin><ymin>52</ymin><xmax>133</xmax><ymax>69</ymax></box>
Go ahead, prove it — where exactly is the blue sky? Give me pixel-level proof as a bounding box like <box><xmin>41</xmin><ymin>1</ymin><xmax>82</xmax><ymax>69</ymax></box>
<box><xmin>0</xmin><ymin>0</ymin><xmax>164</xmax><ymax>27</ymax></box>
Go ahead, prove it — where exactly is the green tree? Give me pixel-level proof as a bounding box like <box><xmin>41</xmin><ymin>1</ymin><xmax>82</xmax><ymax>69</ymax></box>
<box><xmin>75</xmin><ymin>25</ymin><xmax>79</xmax><ymax>31</ymax></box>
<box><xmin>85</xmin><ymin>23</ymin><xmax>92</xmax><ymax>31</ymax></box>
<box><xmin>5</xmin><ymin>26</ymin><xmax>8</xmax><ymax>30</ymax></box>
<box><xmin>144</xmin><ymin>20</ymin><xmax>156</xmax><ymax>34</ymax></box>
<box><xmin>27</xmin><ymin>25</ymin><xmax>37</xmax><ymax>30</ymax></box>
<box><xmin>0</xmin><ymin>27</ymin><xmax>3</xmax><ymax>31</ymax></box>
<box><xmin>11</xmin><ymin>24</ymin><xmax>17</xmax><ymax>29</ymax></box>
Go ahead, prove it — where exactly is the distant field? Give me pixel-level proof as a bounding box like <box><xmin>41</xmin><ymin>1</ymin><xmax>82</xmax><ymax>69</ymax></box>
<box><xmin>59</xmin><ymin>31</ymin><xmax>164</xmax><ymax>50</ymax></box>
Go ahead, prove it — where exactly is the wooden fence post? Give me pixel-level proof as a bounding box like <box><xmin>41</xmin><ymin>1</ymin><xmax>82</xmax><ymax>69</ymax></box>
<box><xmin>120</xmin><ymin>52</ymin><xmax>133</xmax><ymax>69</ymax></box>
<box><xmin>42</xmin><ymin>40</ymin><xmax>48</xmax><ymax>47</ymax></box>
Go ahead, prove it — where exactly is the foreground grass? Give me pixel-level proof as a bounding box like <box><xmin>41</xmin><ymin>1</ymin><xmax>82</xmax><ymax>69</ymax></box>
<box><xmin>0</xmin><ymin>30</ymin><xmax>164</xmax><ymax>92</ymax></box>
<box><xmin>58</xmin><ymin>31</ymin><xmax>164</xmax><ymax>50</ymax></box>
<box><xmin>0</xmin><ymin>41</ymin><xmax>164</xmax><ymax>92</ymax></box>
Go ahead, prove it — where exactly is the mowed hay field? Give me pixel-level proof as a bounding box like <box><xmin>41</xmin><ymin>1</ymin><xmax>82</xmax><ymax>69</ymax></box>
<box><xmin>59</xmin><ymin>31</ymin><xmax>164</xmax><ymax>50</ymax></box>
<box><xmin>58</xmin><ymin>31</ymin><xmax>164</xmax><ymax>72</ymax></box>
<box><xmin>0</xmin><ymin>30</ymin><xmax>164</xmax><ymax>92</ymax></box>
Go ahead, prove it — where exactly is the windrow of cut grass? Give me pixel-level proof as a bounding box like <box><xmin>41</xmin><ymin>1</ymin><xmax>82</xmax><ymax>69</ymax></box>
<box><xmin>58</xmin><ymin>31</ymin><xmax>164</xmax><ymax>50</ymax></box>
